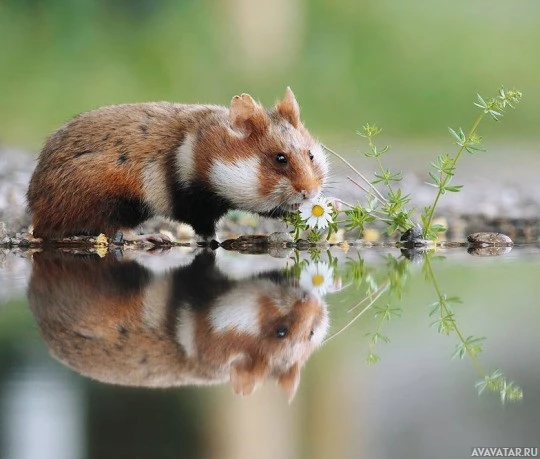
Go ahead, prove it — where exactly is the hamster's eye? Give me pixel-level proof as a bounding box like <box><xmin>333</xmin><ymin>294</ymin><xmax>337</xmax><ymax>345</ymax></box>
<box><xmin>275</xmin><ymin>326</ymin><xmax>289</xmax><ymax>339</ymax></box>
<box><xmin>276</xmin><ymin>153</ymin><xmax>288</xmax><ymax>165</ymax></box>
<box><xmin>308</xmin><ymin>150</ymin><xmax>314</xmax><ymax>161</ymax></box>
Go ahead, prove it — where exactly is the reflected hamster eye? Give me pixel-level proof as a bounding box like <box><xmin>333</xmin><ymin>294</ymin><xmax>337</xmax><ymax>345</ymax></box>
<box><xmin>276</xmin><ymin>153</ymin><xmax>288</xmax><ymax>165</ymax></box>
<box><xmin>308</xmin><ymin>150</ymin><xmax>314</xmax><ymax>161</ymax></box>
<box><xmin>275</xmin><ymin>326</ymin><xmax>289</xmax><ymax>339</ymax></box>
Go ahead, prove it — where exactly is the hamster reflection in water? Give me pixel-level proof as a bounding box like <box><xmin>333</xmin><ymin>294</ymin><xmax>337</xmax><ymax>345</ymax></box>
<box><xmin>28</xmin><ymin>251</ymin><xmax>329</xmax><ymax>400</ymax></box>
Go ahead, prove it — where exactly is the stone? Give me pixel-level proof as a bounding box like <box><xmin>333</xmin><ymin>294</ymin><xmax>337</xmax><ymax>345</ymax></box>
<box><xmin>468</xmin><ymin>246</ymin><xmax>513</xmax><ymax>257</ymax></box>
<box><xmin>268</xmin><ymin>247</ymin><xmax>293</xmax><ymax>258</ymax></box>
<box><xmin>467</xmin><ymin>232</ymin><xmax>513</xmax><ymax>247</ymax></box>
<box><xmin>267</xmin><ymin>232</ymin><xmax>293</xmax><ymax>245</ymax></box>
<box><xmin>399</xmin><ymin>227</ymin><xmax>430</xmax><ymax>247</ymax></box>
<box><xmin>295</xmin><ymin>239</ymin><xmax>311</xmax><ymax>250</ymax></box>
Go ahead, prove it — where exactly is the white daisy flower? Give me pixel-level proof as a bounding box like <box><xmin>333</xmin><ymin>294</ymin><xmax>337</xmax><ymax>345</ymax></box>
<box><xmin>299</xmin><ymin>261</ymin><xmax>334</xmax><ymax>297</ymax></box>
<box><xmin>299</xmin><ymin>197</ymin><xmax>333</xmax><ymax>229</ymax></box>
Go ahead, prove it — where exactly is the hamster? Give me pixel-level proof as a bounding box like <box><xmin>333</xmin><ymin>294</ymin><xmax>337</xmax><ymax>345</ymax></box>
<box><xmin>28</xmin><ymin>250</ymin><xmax>329</xmax><ymax>399</ymax></box>
<box><xmin>26</xmin><ymin>88</ymin><xmax>328</xmax><ymax>241</ymax></box>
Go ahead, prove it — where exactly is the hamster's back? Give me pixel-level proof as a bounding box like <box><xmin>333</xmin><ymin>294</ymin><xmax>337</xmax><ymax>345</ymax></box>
<box><xmin>27</xmin><ymin>102</ymin><xmax>213</xmax><ymax>238</ymax></box>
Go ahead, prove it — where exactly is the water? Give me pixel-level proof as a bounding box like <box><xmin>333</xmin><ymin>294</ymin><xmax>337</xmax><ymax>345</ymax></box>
<box><xmin>0</xmin><ymin>246</ymin><xmax>539</xmax><ymax>459</ymax></box>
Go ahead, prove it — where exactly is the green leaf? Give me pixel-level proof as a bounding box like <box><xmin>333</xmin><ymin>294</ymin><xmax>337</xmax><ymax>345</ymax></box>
<box><xmin>431</xmin><ymin>313</ymin><xmax>455</xmax><ymax>335</ymax></box>
<box><xmin>366</xmin><ymin>332</ymin><xmax>391</xmax><ymax>345</ymax></box>
<box><xmin>488</xmin><ymin>109</ymin><xmax>503</xmax><ymax>120</ymax></box>
<box><xmin>366</xmin><ymin>352</ymin><xmax>381</xmax><ymax>365</ymax></box>
<box><xmin>475</xmin><ymin>369</ymin><xmax>504</xmax><ymax>395</ymax></box>
<box><xmin>358</xmin><ymin>123</ymin><xmax>382</xmax><ymax>138</ymax></box>
<box><xmin>444</xmin><ymin>184</ymin><xmax>463</xmax><ymax>193</ymax></box>
<box><xmin>452</xmin><ymin>343</ymin><xmax>468</xmax><ymax>360</ymax></box>
<box><xmin>430</xmin><ymin>224</ymin><xmax>446</xmax><ymax>233</ymax></box>
<box><xmin>474</xmin><ymin>93</ymin><xmax>488</xmax><ymax>110</ymax></box>
<box><xmin>428</xmin><ymin>171</ymin><xmax>441</xmax><ymax>186</ymax></box>
<box><xmin>448</xmin><ymin>127</ymin><xmax>465</xmax><ymax>145</ymax></box>
<box><xmin>428</xmin><ymin>300</ymin><xmax>441</xmax><ymax>316</ymax></box>
<box><xmin>445</xmin><ymin>295</ymin><xmax>463</xmax><ymax>305</ymax></box>
<box><xmin>465</xmin><ymin>144</ymin><xmax>485</xmax><ymax>154</ymax></box>
<box><xmin>501</xmin><ymin>382</ymin><xmax>523</xmax><ymax>402</ymax></box>
<box><xmin>452</xmin><ymin>336</ymin><xmax>485</xmax><ymax>360</ymax></box>
<box><xmin>374</xmin><ymin>304</ymin><xmax>402</xmax><ymax>321</ymax></box>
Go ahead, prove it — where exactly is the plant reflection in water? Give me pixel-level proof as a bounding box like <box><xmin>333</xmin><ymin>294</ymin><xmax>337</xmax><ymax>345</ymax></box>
<box><xmin>26</xmin><ymin>245</ymin><xmax>522</xmax><ymax>404</ymax></box>
<box><xmin>326</xmin><ymin>247</ymin><xmax>523</xmax><ymax>403</ymax></box>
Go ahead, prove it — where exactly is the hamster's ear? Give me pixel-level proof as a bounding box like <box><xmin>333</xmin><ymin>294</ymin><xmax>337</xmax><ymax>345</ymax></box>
<box><xmin>230</xmin><ymin>93</ymin><xmax>269</xmax><ymax>137</ymax></box>
<box><xmin>276</xmin><ymin>87</ymin><xmax>300</xmax><ymax>128</ymax></box>
<box><xmin>277</xmin><ymin>362</ymin><xmax>301</xmax><ymax>403</ymax></box>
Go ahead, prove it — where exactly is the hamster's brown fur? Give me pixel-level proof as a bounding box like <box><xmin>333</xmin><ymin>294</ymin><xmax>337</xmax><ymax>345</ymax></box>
<box><xmin>27</xmin><ymin>88</ymin><xmax>328</xmax><ymax>240</ymax></box>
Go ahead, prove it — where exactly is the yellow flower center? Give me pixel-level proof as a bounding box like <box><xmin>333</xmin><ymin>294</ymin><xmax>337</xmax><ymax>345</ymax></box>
<box><xmin>312</xmin><ymin>204</ymin><xmax>325</xmax><ymax>217</ymax></box>
<box><xmin>311</xmin><ymin>273</ymin><xmax>325</xmax><ymax>286</ymax></box>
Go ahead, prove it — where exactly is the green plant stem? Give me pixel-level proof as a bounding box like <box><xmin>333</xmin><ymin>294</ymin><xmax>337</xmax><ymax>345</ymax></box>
<box><xmin>367</xmin><ymin>134</ymin><xmax>395</xmax><ymax>196</ymax></box>
<box><xmin>367</xmin><ymin>304</ymin><xmax>390</xmax><ymax>357</ymax></box>
<box><xmin>375</xmin><ymin>156</ymin><xmax>392</xmax><ymax>192</ymax></box>
<box><xmin>424</xmin><ymin>254</ymin><xmax>484</xmax><ymax>376</ymax></box>
<box><xmin>423</xmin><ymin>111</ymin><xmax>485</xmax><ymax>235</ymax></box>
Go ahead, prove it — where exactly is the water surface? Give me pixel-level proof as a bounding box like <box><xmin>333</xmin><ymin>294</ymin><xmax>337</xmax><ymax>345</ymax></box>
<box><xmin>0</xmin><ymin>246</ymin><xmax>539</xmax><ymax>459</ymax></box>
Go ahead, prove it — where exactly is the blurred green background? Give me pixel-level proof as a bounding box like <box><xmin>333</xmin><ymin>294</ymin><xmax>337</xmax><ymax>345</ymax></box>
<box><xmin>0</xmin><ymin>0</ymin><xmax>538</xmax><ymax>149</ymax></box>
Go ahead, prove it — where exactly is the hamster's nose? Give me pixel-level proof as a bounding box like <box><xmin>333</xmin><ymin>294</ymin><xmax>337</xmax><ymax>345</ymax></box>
<box><xmin>301</xmin><ymin>187</ymin><xmax>320</xmax><ymax>200</ymax></box>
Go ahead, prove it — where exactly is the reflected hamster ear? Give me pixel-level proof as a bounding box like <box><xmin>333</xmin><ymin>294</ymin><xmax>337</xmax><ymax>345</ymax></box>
<box><xmin>276</xmin><ymin>87</ymin><xmax>300</xmax><ymax>128</ymax></box>
<box><xmin>230</xmin><ymin>360</ymin><xmax>266</xmax><ymax>396</ymax></box>
<box><xmin>229</xmin><ymin>93</ymin><xmax>269</xmax><ymax>137</ymax></box>
<box><xmin>277</xmin><ymin>363</ymin><xmax>301</xmax><ymax>403</ymax></box>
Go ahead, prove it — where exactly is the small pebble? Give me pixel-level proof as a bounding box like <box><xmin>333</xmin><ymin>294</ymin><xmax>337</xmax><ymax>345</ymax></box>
<box><xmin>399</xmin><ymin>227</ymin><xmax>430</xmax><ymax>247</ymax></box>
<box><xmin>219</xmin><ymin>239</ymin><xmax>236</xmax><ymax>250</ymax></box>
<box><xmin>338</xmin><ymin>240</ymin><xmax>350</xmax><ymax>253</ymax></box>
<box><xmin>217</xmin><ymin>235</ymin><xmax>269</xmax><ymax>253</ymax></box>
<box><xmin>400</xmin><ymin>247</ymin><xmax>431</xmax><ymax>262</ymax></box>
<box><xmin>363</xmin><ymin>228</ymin><xmax>380</xmax><ymax>242</ymax></box>
<box><xmin>112</xmin><ymin>231</ymin><xmax>124</xmax><ymax>245</ymax></box>
<box><xmin>468</xmin><ymin>246</ymin><xmax>513</xmax><ymax>257</ymax></box>
<box><xmin>268</xmin><ymin>232</ymin><xmax>293</xmax><ymax>245</ymax></box>
<box><xmin>352</xmin><ymin>240</ymin><xmax>373</xmax><ymax>247</ymax></box>
<box><xmin>235</xmin><ymin>235</ymin><xmax>269</xmax><ymax>245</ymax></box>
<box><xmin>327</xmin><ymin>228</ymin><xmax>345</xmax><ymax>244</ymax></box>
<box><xmin>268</xmin><ymin>247</ymin><xmax>293</xmax><ymax>259</ymax></box>
<box><xmin>438</xmin><ymin>241</ymin><xmax>467</xmax><ymax>249</ymax></box>
<box><xmin>208</xmin><ymin>239</ymin><xmax>220</xmax><ymax>250</ymax></box>
<box><xmin>467</xmin><ymin>232</ymin><xmax>513</xmax><ymax>247</ymax></box>
<box><xmin>295</xmin><ymin>239</ymin><xmax>310</xmax><ymax>250</ymax></box>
